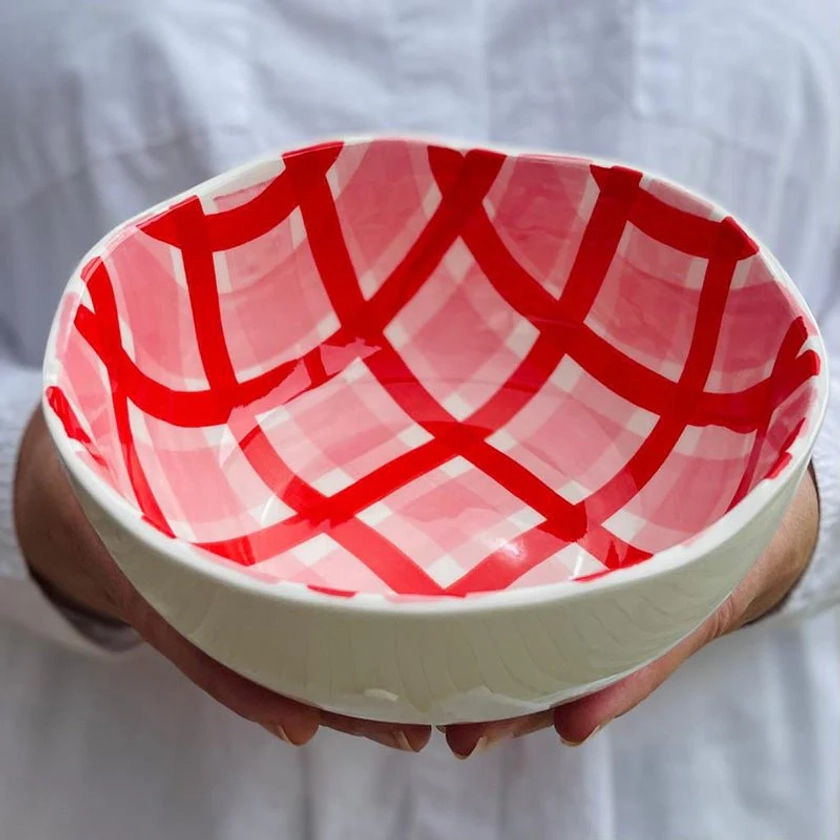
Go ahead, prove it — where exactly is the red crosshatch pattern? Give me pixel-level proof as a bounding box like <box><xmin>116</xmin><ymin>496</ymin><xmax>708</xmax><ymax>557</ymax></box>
<box><xmin>46</xmin><ymin>139</ymin><xmax>822</xmax><ymax>598</ymax></box>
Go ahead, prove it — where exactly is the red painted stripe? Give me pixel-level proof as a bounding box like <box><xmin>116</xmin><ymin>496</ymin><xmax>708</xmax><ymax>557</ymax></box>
<box><xmin>202</xmin><ymin>422</ymin><xmax>444</xmax><ymax>595</ymax></box>
<box><xmin>170</xmin><ymin>198</ymin><xmax>239</xmax><ymax>391</ymax></box>
<box><xmin>466</xmin><ymin>444</ymin><xmax>587</xmax><ymax>539</ymax></box>
<box><xmin>458</xmin><ymin>185</ymin><xmax>818</xmax><ymax>436</ymax></box>
<box><xmin>46</xmin><ymin>385</ymin><xmax>92</xmax><ymax>445</ymax></box>
<box><xmin>329</xmin><ymin>518</ymin><xmax>444</xmax><ymax>596</ymax></box>
<box><xmin>285</xmin><ymin>145</ymin><xmax>598</xmax><ymax>590</ymax></box>
<box><xmin>444</xmin><ymin>526</ymin><xmax>567</xmax><ymax>596</ymax></box>
<box><xmin>582</xmin><ymin>252</ymin><xmax>737</xmax><ymax>525</ymax></box>
<box><xmin>766</xmin><ymin>452</ymin><xmax>793</xmax><ymax>480</ymax></box>
<box><xmin>74</xmin><ymin>305</ymin><xmax>365</xmax><ymax>425</ymax></box>
<box><xmin>467</xmin><ymin>335</ymin><xmax>561</xmax><ymax>430</ymax></box>
<box><xmin>624</xmin><ymin>192</ymin><xmax>759</xmax><ymax>261</ymax></box>
<box><xmin>567</xmin><ymin>322</ymin><xmax>819</xmax><ymax>432</ymax></box>
<box><xmin>74</xmin><ymin>296</ymin><xmax>817</xmax><ymax>437</ymax></box>
<box><xmin>765</xmin><ymin>419</ymin><xmax>807</xmax><ymax>482</ymax></box>
<box><xmin>201</xmin><ymin>438</ymin><xmax>452</xmax><ymax>563</ymax></box>
<box><xmin>141</xmin><ymin>145</ymin><xmax>341</xmax><ymax>252</ymax></box>
<box><xmin>435</xmin><ymin>166</ymin><xmax>645</xmax><ymax>585</ymax></box>
<box><xmin>726</xmin><ymin>318</ymin><xmax>811</xmax><ymax>510</ymax></box>
<box><xmin>45</xmin><ymin>386</ymin><xmax>107</xmax><ymax>469</ymax></box>
<box><xmin>287</xmin><ymin>438</ymin><xmax>453</xmax><ymax>525</ymax></box>
<box><xmin>195</xmin><ymin>342</ymin><xmax>583</xmax><ymax>572</ymax></box>
<box><xmin>75</xmin><ymin>155</ymin><xmax>813</xmax><ymax>446</ymax></box>
<box><xmin>203</xmin><ymin>165</ymin><xmax>310</xmax><ymax>251</ymax></box>
<box><xmin>78</xmin><ymin>148</ymin><xmax>609</xmax><ymax>592</ymax></box>
<box><xmin>448</xmin><ymin>519</ymin><xmax>654</xmax><ymax>595</ymax></box>
<box><xmin>763</xmin><ymin>417</ymin><xmax>808</xmax><ymax>484</ymax></box>
<box><xmin>285</xmin><ymin>144</ymin><xmax>506</xmax><ymax>328</ymax></box>
<box><xmin>555</xmin><ymin>166</ymin><xmax>642</xmax><ymax>317</ymax></box>
<box><xmin>578</xmin><ymin>524</ymin><xmax>652</xmax><ymax>571</ymax></box>
<box><xmin>84</xmin><ymin>260</ymin><xmax>174</xmax><ymax>536</ymax></box>
<box><xmin>66</xmin><ymin>144</ymin><xmax>817</xmax><ymax>597</ymax></box>
<box><xmin>307</xmin><ymin>584</ymin><xmax>355</xmax><ymax>598</ymax></box>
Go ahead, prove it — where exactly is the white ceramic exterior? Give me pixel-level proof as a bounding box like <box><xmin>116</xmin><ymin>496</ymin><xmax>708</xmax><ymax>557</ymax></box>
<box><xmin>62</xmin><ymin>458</ymin><xmax>806</xmax><ymax>724</ymax></box>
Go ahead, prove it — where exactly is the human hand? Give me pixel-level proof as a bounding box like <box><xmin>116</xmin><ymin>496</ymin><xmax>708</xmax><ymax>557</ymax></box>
<box><xmin>13</xmin><ymin>407</ymin><xmax>431</xmax><ymax>752</ymax></box>
<box><xmin>443</xmin><ymin>467</ymin><xmax>820</xmax><ymax>758</ymax></box>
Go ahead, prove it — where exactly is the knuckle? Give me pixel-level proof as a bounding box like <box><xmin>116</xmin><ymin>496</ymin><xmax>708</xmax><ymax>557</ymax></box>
<box><xmin>711</xmin><ymin>595</ymin><xmax>739</xmax><ymax>638</ymax></box>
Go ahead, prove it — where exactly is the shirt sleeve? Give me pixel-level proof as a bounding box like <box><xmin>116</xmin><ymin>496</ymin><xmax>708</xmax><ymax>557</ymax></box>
<box><xmin>0</xmin><ymin>353</ymin><xmax>138</xmax><ymax>655</ymax></box>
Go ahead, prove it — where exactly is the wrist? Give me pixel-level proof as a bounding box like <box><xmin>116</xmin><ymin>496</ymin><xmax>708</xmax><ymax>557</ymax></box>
<box><xmin>742</xmin><ymin>461</ymin><xmax>820</xmax><ymax>626</ymax></box>
<box><xmin>27</xmin><ymin>565</ymin><xmax>128</xmax><ymax>627</ymax></box>
<box><xmin>13</xmin><ymin>407</ymin><xmax>127</xmax><ymax>625</ymax></box>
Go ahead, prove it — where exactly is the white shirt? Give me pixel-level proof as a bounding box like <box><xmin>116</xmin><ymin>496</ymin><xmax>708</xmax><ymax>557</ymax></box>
<box><xmin>1</xmin><ymin>1</ymin><xmax>839</xmax><ymax>838</ymax></box>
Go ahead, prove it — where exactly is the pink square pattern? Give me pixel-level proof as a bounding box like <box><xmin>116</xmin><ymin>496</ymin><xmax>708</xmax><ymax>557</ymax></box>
<box><xmin>46</xmin><ymin>139</ymin><xmax>822</xmax><ymax>598</ymax></box>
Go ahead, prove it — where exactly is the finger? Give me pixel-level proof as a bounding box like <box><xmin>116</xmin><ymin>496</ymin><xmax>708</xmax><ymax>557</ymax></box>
<box><xmin>449</xmin><ymin>470</ymin><xmax>819</xmax><ymax>755</ymax></box>
<box><xmin>320</xmin><ymin>711</ymin><xmax>431</xmax><ymax>753</ymax></box>
<box><xmin>445</xmin><ymin>605</ymin><xmax>723</xmax><ymax>758</ymax></box>
<box><xmin>138</xmin><ymin>611</ymin><xmax>320</xmax><ymax>745</ymax></box>
<box><xmin>445</xmin><ymin>610</ymin><xmax>716</xmax><ymax>758</ymax></box>
<box><xmin>553</xmin><ymin>608</ymin><xmax>723</xmax><ymax>745</ymax></box>
<box><xmin>444</xmin><ymin>710</ymin><xmax>553</xmax><ymax>759</ymax></box>
<box><xmin>550</xmin><ymin>521</ymin><xmax>792</xmax><ymax>746</ymax></box>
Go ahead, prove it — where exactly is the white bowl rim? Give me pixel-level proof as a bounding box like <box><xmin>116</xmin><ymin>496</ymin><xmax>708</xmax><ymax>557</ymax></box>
<box><xmin>42</xmin><ymin>132</ymin><xmax>831</xmax><ymax>617</ymax></box>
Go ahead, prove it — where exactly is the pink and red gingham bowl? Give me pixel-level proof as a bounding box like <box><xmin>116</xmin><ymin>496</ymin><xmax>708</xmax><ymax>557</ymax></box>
<box><xmin>43</xmin><ymin>137</ymin><xmax>828</xmax><ymax>723</ymax></box>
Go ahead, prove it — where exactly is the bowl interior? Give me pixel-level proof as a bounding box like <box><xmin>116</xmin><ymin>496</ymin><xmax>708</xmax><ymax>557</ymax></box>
<box><xmin>45</xmin><ymin>138</ymin><xmax>823</xmax><ymax>598</ymax></box>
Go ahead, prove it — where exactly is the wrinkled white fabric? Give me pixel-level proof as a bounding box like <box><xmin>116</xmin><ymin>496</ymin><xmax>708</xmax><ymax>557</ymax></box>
<box><xmin>1</xmin><ymin>1</ymin><xmax>839</xmax><ymax>838</ymax></box>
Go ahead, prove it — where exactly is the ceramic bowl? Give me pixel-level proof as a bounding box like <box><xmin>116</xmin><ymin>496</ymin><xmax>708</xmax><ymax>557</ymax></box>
<box><xmin>43</xmin><ymin>137</ymin><xmax>828</xmax><ymax>724</ymax></box>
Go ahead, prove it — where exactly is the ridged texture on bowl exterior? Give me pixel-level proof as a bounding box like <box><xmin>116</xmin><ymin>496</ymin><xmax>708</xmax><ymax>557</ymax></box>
<box><xmin>66</xmin><ymin>459</ymin><xmax>805</xmax><ymax>723</ymax></box>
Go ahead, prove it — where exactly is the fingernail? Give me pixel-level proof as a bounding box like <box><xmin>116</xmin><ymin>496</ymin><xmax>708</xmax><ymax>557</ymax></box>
<box><xmin>261</xmin><ymin>722</ymin><xmax>319</xmax><ymax>746</ymax></box>
<box><xmin>369</xmin><ymin>730</ymin><xmax>420</xmax><ymax>752</ymax></box>
<box><xmin>559</xmin><ymin>723</ymin><xmax>607</xmax><ymax>747</ymax></box>
<box><xmin>261</xmin><ymin>723</ymin><xmax>292</xmax><ymax>744</ymax></box>
<box><xmin>394</xmin><ymin>731</ymin><xmax>415</xmax><ymax>752</ymax></box>
<box><xmin>452</xmin><ymin>734</ymin><xmax>504</xmax><ymax>760</ymax></box>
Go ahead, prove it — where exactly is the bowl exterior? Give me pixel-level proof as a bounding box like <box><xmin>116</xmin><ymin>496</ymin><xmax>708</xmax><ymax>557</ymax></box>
<box><xmin>62</xmin><ymin>453</ymin><xmax>806</xmax><ymax>724</ymax></box>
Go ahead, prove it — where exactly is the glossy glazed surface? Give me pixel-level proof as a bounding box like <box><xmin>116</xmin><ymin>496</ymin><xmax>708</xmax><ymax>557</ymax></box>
<box><xmin>45</xmin><ymin>138</ymin><xmax>821</xmax><ymax>598</ymax></box>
